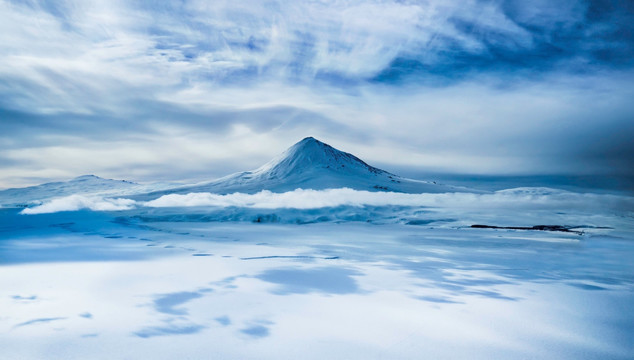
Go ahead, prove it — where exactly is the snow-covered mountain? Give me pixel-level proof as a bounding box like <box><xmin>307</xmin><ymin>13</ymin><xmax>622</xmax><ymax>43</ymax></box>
<box><xmin>1</xmin><ymin>137</ymin><xmax>477</xmax><ymax>207</ymax></box>
<box><xmin>0</xmin><ymin>175</ymin><xmax>168</xmax><ymax>207</ymax></box>
<box><xmin>140</xmin><ymin>137</ymin><xmax>473</xmax><ymax>198</ymax></box>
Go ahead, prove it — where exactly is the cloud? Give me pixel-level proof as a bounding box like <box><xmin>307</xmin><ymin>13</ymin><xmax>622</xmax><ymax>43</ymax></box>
<box><xmin>21</xmin><ymin>194</ymin><xmax>136</xmax><ymax>214</ymax></box>
<box><xmin>2</xmin><ymin>0</ymin><xmax>631</xmax><ymax>112</ymax></box>
<box><xmin>20</xmin><ymin>188</ymin><xmax>634</xmax><ymax>217</ymax></box>
<box><xmin>1</xmin><ymin>0</ymin><xmax>633</xmax><ymax>188</ymax></box>
<box><xmin>143</xmin><ymin>188</ymin><xmax>634</xmax><ymax>212</ymax></box>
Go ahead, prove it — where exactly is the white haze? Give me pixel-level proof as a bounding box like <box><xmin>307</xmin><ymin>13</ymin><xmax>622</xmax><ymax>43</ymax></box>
<box><xmin>20</xmin><ymin>188</ymin><xmax>634</xmax><ymax>214</ymax></box>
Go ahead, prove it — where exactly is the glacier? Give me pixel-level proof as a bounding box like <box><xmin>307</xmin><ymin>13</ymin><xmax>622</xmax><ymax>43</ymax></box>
<box><xmin>1</xmin><ymin>137</ymin><xmax>633</xmax><ymax>360</ymax></box>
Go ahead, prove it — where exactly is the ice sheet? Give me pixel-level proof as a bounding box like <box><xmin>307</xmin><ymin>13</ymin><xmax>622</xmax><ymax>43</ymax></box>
<box><xmin>1</xmin><ymin>204</ymin><xmax>632</xmax><ymax>359</ymax></box>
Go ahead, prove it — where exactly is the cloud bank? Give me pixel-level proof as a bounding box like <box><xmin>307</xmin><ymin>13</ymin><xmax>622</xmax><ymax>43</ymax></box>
<box><xmin>21</xmin><ymin>194</ymin><xmax>136</xmax><ymax>214</ymax></box>
<box><xmin>144</xmin><ymin>188</ymin><xmax>634</xmax><ymax>212</ymax></box>
<box><xmin>21</xmin><ymin>188</ymin><xmax>634</xmax><ymax>215</ymax></box>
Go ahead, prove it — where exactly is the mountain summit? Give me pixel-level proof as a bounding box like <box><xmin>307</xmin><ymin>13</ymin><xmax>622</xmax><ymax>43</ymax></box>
<box><xmin>146</xmin><ymin>137</ymin><xmax>470</xmax><ymax>196</ymax></box>
<box><xmin>252</xmin><ymin>137</ymin><xmax>390</xmax><ymax>180</ymax></box>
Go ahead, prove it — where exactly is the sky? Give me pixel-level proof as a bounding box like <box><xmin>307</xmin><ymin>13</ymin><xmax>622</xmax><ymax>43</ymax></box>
<box><xmin>1</xmin><ymin>0</ymin><xmax>633</xmax><ymax>189</ymax></box>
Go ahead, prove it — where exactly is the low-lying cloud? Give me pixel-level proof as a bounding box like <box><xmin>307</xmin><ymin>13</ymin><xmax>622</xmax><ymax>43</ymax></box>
<box><xmin>21</xmin><ymin>188</ymin><xmax>634</xmax><ymax>215</ymax></box>
<box><xmin>21</xmin><ymin>194</ymin><xmax>136</xmax><ymax>214</ymax></box>
<box><xmin>144</xmin><ymin>188</ymin><xmax>634</xmax><ymax>211</ymax></box>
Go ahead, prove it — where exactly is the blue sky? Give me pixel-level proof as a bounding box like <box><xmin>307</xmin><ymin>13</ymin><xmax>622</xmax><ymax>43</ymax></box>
<box><xmin>1</xmin><ymin>0</ymin><xmax>633</xmax><ymax>188</ymax></box>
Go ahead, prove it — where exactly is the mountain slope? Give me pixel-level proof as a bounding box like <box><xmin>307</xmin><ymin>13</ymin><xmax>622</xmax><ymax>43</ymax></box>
<box><xmin>142</xmin><ymin>137</ymin><xmax>474</xmax><ymax>197</ymax></box>
<box><xmin>0</xmin><ymin>175</ymin><xmax>168</xmax><ymax>207</ymax></box>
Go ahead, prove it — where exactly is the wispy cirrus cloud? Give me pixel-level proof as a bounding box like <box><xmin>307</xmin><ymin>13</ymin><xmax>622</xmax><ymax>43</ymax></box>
<box><xmin>1</xmin><ymin>0</ymin><xmax>633</xmax><ymax>188</ymax></box>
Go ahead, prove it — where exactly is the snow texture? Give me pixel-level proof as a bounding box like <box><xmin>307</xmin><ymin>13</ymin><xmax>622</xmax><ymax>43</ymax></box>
<box><xmin>1</xmin><ymin>206</ymin><xmax>633</xmax><ymax>360</ymax></box>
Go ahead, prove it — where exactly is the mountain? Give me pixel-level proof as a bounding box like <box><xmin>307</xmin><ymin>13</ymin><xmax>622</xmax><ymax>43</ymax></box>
<box><xmin>1</xmin><ymin>138</ymin><xmax>477</xmax><ymax>207</ymax></box>
<box><xmin>141</xmin><ymin>137</ymin><xmax>473</xmax><ymax>197</ymax></box>
<box><xmin>0</xmin><ymin>175</ymin><xmax>169</xmax><ymax>207</ymax></box>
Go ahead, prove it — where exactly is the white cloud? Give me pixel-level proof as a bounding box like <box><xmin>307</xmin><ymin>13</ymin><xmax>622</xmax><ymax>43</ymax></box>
<box><xmin>0</xmin><ymin>0</ymin><xmax>555</xmax><ymax>113</ymax></box>
<box><xmin>146</xmin><ymin>188</ymin><xmax>634</xmax><ymax>212</ymax></box>
<box><xmin>21</xmin><ymin>194</ymin><xmax>136</xmax><ymax>214</ymax></box>
<box><xmin>21</xmin><ymin>188</ymin><xmax>634</xmax><ymax>216</ymax></box>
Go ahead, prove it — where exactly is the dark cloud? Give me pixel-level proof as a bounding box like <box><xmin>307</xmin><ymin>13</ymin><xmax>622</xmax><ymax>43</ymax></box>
<box><xmin>373</xmin><ymin>0</ymin><xmax>634</xmax><ymax>84</ymax></box>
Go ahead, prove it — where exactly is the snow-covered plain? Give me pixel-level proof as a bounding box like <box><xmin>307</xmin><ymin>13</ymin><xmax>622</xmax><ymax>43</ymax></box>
<box><xmin>1</xmin><ymin>138</ymin><xmax>633</xmax><ymax>359</ymax></box>
<box><xmin>1</xmin><ymin>188</ymin><xmax>633</xmax><ymax>360</ymax></box>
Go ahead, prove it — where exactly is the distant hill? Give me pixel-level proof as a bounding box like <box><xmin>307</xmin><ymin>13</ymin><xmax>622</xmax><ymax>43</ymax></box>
<box><xmin>0</xmin><ymin>175</ymin><xmax>141</xmax><ymax>207</ymax></box>
<box><xmin>0</xmin><ymin>175</ymin><xmax>177</xmax><ymax>207</ymax></box>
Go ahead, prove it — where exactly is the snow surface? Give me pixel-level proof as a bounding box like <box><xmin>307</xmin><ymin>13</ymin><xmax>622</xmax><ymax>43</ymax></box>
<box><xmin>1</xmin><ymin>199</ymin><xmax>633</xmax><ymax>360</ymax></box>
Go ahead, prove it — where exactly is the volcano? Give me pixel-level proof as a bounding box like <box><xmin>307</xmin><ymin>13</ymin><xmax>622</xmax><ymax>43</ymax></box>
<box><xmin>144</xmin><ymin>137</ymin><xmax>470</xmax><ymax>196</ymax></box>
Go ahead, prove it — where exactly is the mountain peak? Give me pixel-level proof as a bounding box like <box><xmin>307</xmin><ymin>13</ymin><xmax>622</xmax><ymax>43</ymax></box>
<box><xmin>72</xmin><ymin>175</ymin><xmax>102</xmax><ymax>181</ymax></box>
<box><xmin>291</xmin><ymin>136</ymin><xmax>328</xmax><ymax>151</ymax></box>
<box><xmin>289</xmin><ymin>136</ymin><xmax>329</xmax><ymax>153</ymax></box>
<box><xmin>254</xmin><ymin>137</ymin><xmax>390</xmax><ymax>180</ymax></box>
